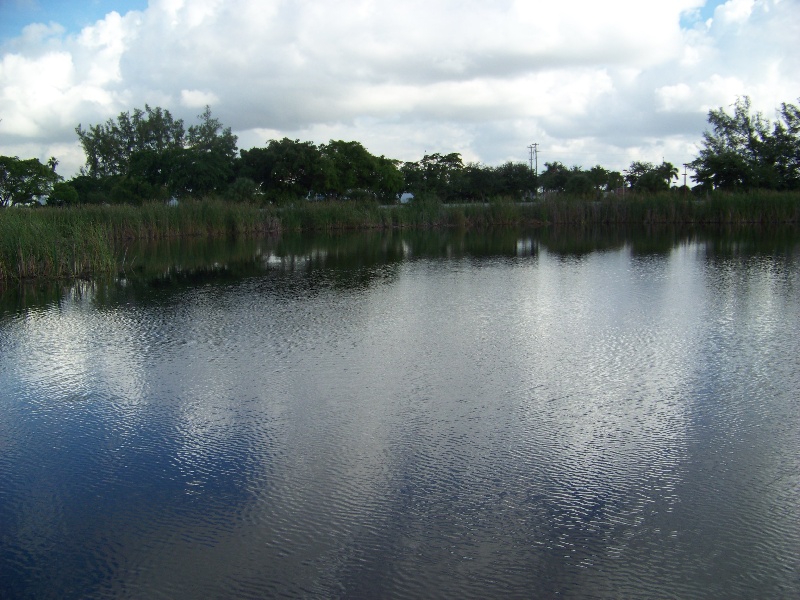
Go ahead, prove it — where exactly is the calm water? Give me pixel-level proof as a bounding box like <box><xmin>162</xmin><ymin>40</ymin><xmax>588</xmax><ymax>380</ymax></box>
<box><xmin>1</xmin><ymin>229</ymin><xmax>799</xmax><ymax>599</ymax></box>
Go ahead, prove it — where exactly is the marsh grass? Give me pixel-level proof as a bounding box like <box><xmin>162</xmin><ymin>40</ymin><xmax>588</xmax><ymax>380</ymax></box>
<box><xmin>0</xmin><ymin>209</ymin><xmax>116</xmax><ymax>279</ymax></box>
<box><xmin>533</xmin><ymin>190</ymin><xmax>800</xmax><ymax>225</ymax></box>
<box><xmin>276</xmin><ymin>200</ymin><xmax>386</xmax><ymax>231</ymax></box>
<box><xmin>0</xmin><ymin>200</ymin><xmax>277</xmax><ymax>280</ymax></box>
<box><xmin>1</xmin><ymin>191</ymin><xmax>797</xmax><ymax>280</ymax></box>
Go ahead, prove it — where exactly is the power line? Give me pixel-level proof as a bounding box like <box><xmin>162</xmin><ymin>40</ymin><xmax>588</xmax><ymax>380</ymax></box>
<box><xmin>528</xmin><ymin>143</ymin><xmax>539</xmax><ymax>198</ymax></box>
<box><xmin>527</xmin><ymin>143</ymin><xmax>538</xmax><ymax>176</ymax></box>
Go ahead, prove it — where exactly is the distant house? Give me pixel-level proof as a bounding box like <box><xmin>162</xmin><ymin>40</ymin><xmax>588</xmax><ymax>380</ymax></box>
<box><xmin>167</xmin><ymin>197</ymin><xmax>179</xmax><ymax>207</ymax></box>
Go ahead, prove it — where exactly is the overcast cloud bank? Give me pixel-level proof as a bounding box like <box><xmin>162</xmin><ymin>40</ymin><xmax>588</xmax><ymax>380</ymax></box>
<box><xmin>1</xmin><ymin>0</ymin><xmax>798</xmax><ymax>177</ymax></box>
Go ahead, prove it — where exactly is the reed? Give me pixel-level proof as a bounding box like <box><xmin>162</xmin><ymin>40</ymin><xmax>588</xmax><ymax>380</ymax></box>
<box><xmin>0</xmin><ymin>208</ymin><xmax>116</xmax><ymax>279</ymax></box>
<box><xmin>275</xmin><ymin>200</ymin><xmax>385</xmax><ymax>231</ymax></box>
<box><xmin>0</xmin><ymin>201</ymin><xmax>279</xmax><ymax>281</ymax></box>
<box><xmin>1</xmin><ymin>191</ymin><xmax>797</xmax><ymax>280</ymax></box>
<box><xmin>530</xmin><ymin>190</ymin><xmax>800</xmax><ymax>225</ymax></box>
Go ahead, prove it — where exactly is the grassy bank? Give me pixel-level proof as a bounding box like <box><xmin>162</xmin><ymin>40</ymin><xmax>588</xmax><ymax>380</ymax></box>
<box><xmin>530</xmin><ymin>190</ymin><xmax>800</xmax><ymax>225</ymax></box>
<box><xmin>1</xmin><ymin>192</ymin><xmax>798</xmax><ymax>280</ymax></box>
<box><xmin>0</xmin><ymin>201</ymin><xmax>277</xmax><ymax>280</ymax></box>
<box><xmin>313</xmin><ymin>190</ymin><xmax>800</xmax><ymax>229</ymax></box>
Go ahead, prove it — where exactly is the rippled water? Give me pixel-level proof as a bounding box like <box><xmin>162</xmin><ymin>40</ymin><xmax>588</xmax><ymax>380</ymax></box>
<box><xmin>1</xmin><ymin>230</ymin><xmax>799</xmax><ymax>598</ymax></box>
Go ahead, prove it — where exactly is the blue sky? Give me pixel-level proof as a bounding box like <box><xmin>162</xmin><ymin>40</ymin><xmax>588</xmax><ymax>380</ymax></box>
<box><xmin>679</xmin><ymin>0</ymin><xmax>727</xmax><ymax>27</ymax></box>
<box><xmin>0</xmin><ymin>1</ymin><xmax>147</xmax><ymax>42</ymax></box>
<box><xmin>1</xmin><ymin>0</ymin><xmax>797</xmax><ymax>177</ymax></box>
<box><xmin>0</xmin><ymin>0</ymin><xmax>730</xmax><ymax>43</ymax></box>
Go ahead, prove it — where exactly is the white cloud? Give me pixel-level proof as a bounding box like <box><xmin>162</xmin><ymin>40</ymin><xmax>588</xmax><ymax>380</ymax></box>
<box><xmin>1</xmin><ymin>0</ymin><xmax>798</xmax><ymax>176</ymax></box>
<box><xmin>715</xmin><ymin>0</ymin><xmax>756</xmax><ymax>25</ymax></box>
<box><xmin>181</xmin><ymin>89</ymin><xmax>219</xmax><ymax>108</ymax></box>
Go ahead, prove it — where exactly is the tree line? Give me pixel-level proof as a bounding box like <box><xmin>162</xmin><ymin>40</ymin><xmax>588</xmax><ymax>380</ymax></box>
<box><xmin>1</xmin><ymin>95</ymin><xmax>799</xmax><ymax>207</ymax></box>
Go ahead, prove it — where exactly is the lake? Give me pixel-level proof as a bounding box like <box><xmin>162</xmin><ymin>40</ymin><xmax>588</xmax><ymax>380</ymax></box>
<box><xmin>1</xmin><ymin>228</ymin><xmax>799</xmax><ymax>598</ymax></box>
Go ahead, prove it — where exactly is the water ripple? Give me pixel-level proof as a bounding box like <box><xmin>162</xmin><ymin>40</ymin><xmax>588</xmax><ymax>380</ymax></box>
<box><xmin>1</xmin><ymin>241</ymin><xmax>799</xmax><ymax>598</ymax></box>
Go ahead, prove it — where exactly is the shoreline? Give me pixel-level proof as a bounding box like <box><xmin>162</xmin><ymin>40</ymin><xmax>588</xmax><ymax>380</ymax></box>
<box><xmin>2</xmin><ymin>192</ymin><xmax>799</xmax><ymax>281</ymax></box>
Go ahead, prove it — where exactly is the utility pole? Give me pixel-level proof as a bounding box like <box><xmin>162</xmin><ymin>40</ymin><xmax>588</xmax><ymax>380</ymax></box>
<box><xmin>622</xmin><ymin>169</ymin><xmax>628</xmax><ymax>199</ymax></box>
<box><xmin>527</xmin><ymin>143</ymin><xmax>538</xmax><ymax>174</ymax></box>
<box><xmin>682</xmin><ymin>163</ymin><xmax>688</xmax><ymax>194</ymax></box>
<box><xmin>528</xmin><ymin>143</ymin><xmax>539</xmax><ymax>198</ymax></box>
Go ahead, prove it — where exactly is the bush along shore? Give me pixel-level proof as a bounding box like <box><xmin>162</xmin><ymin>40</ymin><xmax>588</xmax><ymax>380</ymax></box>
<box><xmin>1</xmin><ymin>191</ymin><xmax>799</xmax><ymax>281</ymax></box>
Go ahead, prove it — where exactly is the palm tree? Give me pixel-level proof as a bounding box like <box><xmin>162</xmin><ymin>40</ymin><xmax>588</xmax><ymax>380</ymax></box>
<box><xmin>657</xmin><ymin>161</ymin><xmax>679</xmax><ymax>187</ymax></box>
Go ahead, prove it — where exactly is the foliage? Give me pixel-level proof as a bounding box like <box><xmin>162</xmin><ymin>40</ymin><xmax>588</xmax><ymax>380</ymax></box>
<box><xmin>319</xmin><ymin>140</ymin><xmax>377</xmax><ymax>198</ymax></box>
<box><xmin>372</xmin><ymin>155</ymin><xmax>405</xmax><ymax>202</ymax></box>
<box><xmin>75</xmin><ymin>105</ymin><xmax>238</xmax><ymax>200</ymax></box>
<box><xmin>238</xmin><ymin>138</ymin><xmax>327</xmax><ymax>202</ymax></box>
<box><xmin>492</xmin><ymin>162</ymin><xmax>537</xmax><ymax>198</ymax></box>
<box><xmin>69</xmin><ymin>175</ymin><xmax>113</xmax><ymax>204</ymax></box>
<box><xmin>539</xmin><ymin>162</ymin><xmax>570</xmax><ymax>192</ymax></box>
<box><xmin>226</xmin><ymin>177</ymin><xmax>261</xmax><ymax>203</ymax></box>
<box><xmin>402</xmin><ymin>152</ymin><xmax>465</xmax><ymax>201</ymax></box>
<box><xmin>16</xmin><ymin>94</ymin><xmax>800</xmax><ymax>214</ymax></box>
<box><xmin>48</xmin><ymin>182</ymin><xmax>80</xmax><ymax>206</ymax></box>
<box><xmin>0</xmin><ymin>155</ymin><xmax>61</xmax><ymax>207</ymax></box>
<box><xmin>588</xmin><ymin>166</ymin><xmax>619</xmax><ymax>194</ymax></box>
<box><xmin>564</xmin><ymin>170</ymin><xmax>593</xmax><ymax>195</ymax></box>
<box><xmin>402</xmin><ymin>155</ymin><xmax>535</xmax><ymax>202</ymax></box>
<box><xmin>187</xmin><ymin>106</ymin><xmax>238</xmax><ymax>162</ymax></box>
<box><xmin>690</xmin><ymin>96</ymin><xmax>800</xmax><ymax>191</ymax></box>
<box><xmin>540</xmin><ymin>162</ymin><xmax>623</xmax><ymax>196</ymax></box>
<box><xmin>625</xmin><ymin>161</ymin><xmax>678</xmax><ymax>193</ymax></box>
<box><xmin>76</xmin><ymin>104</ymin><xmax>186</xmax><ymax>178</ymax></box>
<box><xmin>237</xmin><ymin>138</ymin><xmax>403</xmax><ymax>203</ymax></box>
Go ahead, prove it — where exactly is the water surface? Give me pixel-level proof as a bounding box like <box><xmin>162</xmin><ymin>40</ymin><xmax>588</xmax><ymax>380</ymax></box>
<box><xmin>1</xmin><ymin>228</ymin><xmax>799</xmax><ymax>598</ymax></box>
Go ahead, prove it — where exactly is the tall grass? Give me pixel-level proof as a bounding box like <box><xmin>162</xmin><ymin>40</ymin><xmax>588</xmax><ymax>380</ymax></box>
<box><xmin>275</xmin><ymin>200</ymin><xmax>386</xmax><ymax>231</ymax></box>
<box><xmin>73</xmin><ymin>199</ymin><xmax>279</xmax><ymax>239</ymax></box>
<box><xmin>1</xmin><ymin>191</ymin><xmax>797</xmax><ymax>280</ymax></box>
<box><xmin>0</xmin><ymin>208</ymin><xmax>116</xmax><ymax>280</ymax></box>
<box><xmin>0</xmin><ymin>200</ymin><xmax>278</xmax><ymax>281</ymax></box>
<box><xmin>532</xmin><ymin>190</ymin><xmax>800</xmax><ymax>225</ymax></box>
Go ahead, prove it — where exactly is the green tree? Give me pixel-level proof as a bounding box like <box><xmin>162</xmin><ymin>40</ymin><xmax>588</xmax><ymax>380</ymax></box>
<box><xmin>625</xmin><ymin>161</ymin><xmax>654</xmax><ymax>189</ymax></box>
<box><xmin>539</xmin><ymin>162</ymin><xmax>570</xmax><ymax>192</ymax></box>
<box><xmin>625</xmin><ymin>161</ymin><xmax>676</xmax><ymax>193</ymax></box>
<box><xmin>400</xmin><ymin>160</ymin><xmax>424</xmax><ymax>194</ymax></box>
<box><xmin>187</xmin><ymin>105</ymin><xmax>238</xmax><ymax>162</ymax></box>
<box><xmin>493</xmin><ymin>162</ymin><xmax>536</xmax><ymax>198</ymax></box>
<box><xmin>76</xmin><ymin>105</ymin><xmax>237</xmax><ymax>199</ymax></box>
<box><xmin>688</xmin><ymin>96</ymin><xmax>800</xmax><ymax>191</ymax></box>
<box><xmin>606</xmin><ymin>170</ymin><xmax>624</xmax><ymax>192</ymax></box>
<box><xmin>656</xmin><ymin>161</ymin><xmax>679</xmax><ymax>187</ymax></box>
<box><xmin>372</xmin><ymin>156</ymin><xmax>404</xmax><ymax>202</ymax></box>
<box><xmin>320</xmin><ymin>140</ymin><xmax>379</xmax><ymax>198</ymax></box>
<box><xmin>239</xmin><ymin>139</ymin><xmax>327</xmax><ymax>201</ymax></box>
<box><xmin>403</xmin><ymin>152</ymin><xmax>464</xmax><ymax>201</ymax></box>
<box><xmin>587</xmin><ymin>166</ymin><xmax>624</xmax><ymax>195</ymax></box>
<box><xmin>0</xmin><ymin>155</ymin><xmax>61</xmax><ymax>207</ymax></box>
<box><xmin>167</xmin><ymin>147</ymin><xmax>233</xmax><ymax>197</ymax></box>
<box><xmin>564</xmin><ymin>168</ymin><xmax>593</xmax><ymax>195</ymax></box>
<box><xmin>48</xmin><ymin>182</ymin><xmax>79</xmax><ymax>206</ymax></box>
<box><xmin>587</xmin><ymin>165</ymin><xmax>611</xmax><ymax>194</ymax></box>
<box><xmin>765</xmin><ymin>100</ymin><xmax>800</xmax><ymax>190</ymax></box>
<box><xmin>69</xmin><ymin>174</ymin><xmax>113</xmax><ymax>204</ymax></box>
<box><xmin>226</xmin><ymin>177</ymin><xmax>260</xmax><ymax>203</ymax></box>
<box><xmin>76</xmin><ymin>105</ymin><xmax>186</xmax><ymax>178</ymax></box>
<box><xmin>457</xmin><ymin>163</ymin><xmax>497</xmax><ymax>202</ymax></box>
<box><xmin>167</xmin><ymin>106</ymin><xmax>237</xmax><ymax>197</ymax></box>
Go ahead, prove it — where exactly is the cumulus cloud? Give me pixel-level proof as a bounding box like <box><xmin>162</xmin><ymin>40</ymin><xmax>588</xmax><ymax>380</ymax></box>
<box><xmin>715</xmin><ymin>0</ymin><xmax>755</xmax><ymax>25</ymax></box>
<box><xmin>181</xmin><ymin>89</ymin><xmax>220</xmax><ymax>108</ymax></box>
<box><xmin>1</xmin><ymin>0</ymin><xmax>798</xmax><ymax>176</ymax></box>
